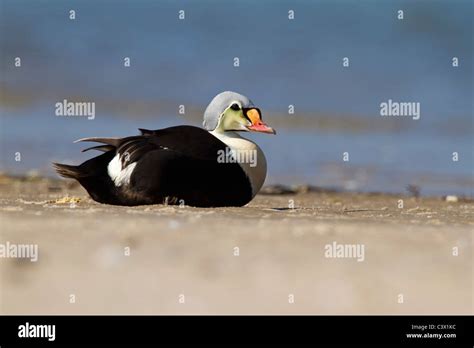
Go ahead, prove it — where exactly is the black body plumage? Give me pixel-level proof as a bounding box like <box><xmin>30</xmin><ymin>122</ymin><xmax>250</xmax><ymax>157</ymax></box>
<box><xmin>54</xmin><ymin>126</ymin><xmax>253</xmax><ymax>207</ymax></box>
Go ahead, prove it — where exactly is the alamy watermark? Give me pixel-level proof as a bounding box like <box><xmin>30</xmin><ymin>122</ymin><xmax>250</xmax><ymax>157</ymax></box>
<box><xmin>0</xmin><ymin>241</ymin><xmax>38</xmax><ymax>262</ymax></box>
<box><xmin>324</xmin><ymin>241</ymin><xmax>365</xmax><ymax>262</ymax></box>
<box><xmin>217</xmin><ymin>147</ymin><xmax>257</xmax><ymax>167</ymax></box>
<box><xmin>380</xmin><ymin>99</ymin><xmax>420</xmax><ymax>120</ymax></box>
<box><xmin>18</xmin><ymin>322</ymin><xmax>55</xmax><ymax>341</ymax></box>
<box><xmin>55</xmin><ymin>99</ymin><xmax>95</xmax><ymax>120</ymax></box>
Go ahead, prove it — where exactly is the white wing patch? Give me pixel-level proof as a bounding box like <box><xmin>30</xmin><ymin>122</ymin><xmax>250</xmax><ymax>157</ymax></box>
<box><xmin>107</xmin><ymin>154</ymin><xmax>137</xmax><ymax>187</ymax></box>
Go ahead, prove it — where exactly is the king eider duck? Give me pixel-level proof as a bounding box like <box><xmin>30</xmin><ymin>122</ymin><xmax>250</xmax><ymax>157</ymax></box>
<box><xmin>53</xmin><ymin>91</ymin><xmax>275</xmax><ymax>207</ymax></box>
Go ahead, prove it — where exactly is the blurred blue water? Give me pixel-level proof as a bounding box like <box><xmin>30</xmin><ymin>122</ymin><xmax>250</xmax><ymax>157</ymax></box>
<box><xmin>0</xmin><ymin>0</ymin><xmax>472</xmax><ymax>196</ymax></box>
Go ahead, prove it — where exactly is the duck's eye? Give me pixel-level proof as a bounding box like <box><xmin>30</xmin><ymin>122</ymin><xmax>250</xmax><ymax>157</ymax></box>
<box><xmin>230</xmin><ymin>103</ymin><xmax>240</xmax><ymax>111</ymax></box>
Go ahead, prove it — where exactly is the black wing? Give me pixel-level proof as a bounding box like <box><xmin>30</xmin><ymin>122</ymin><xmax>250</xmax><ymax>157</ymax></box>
<box><xmin>76</xmin><ymin>125</ymin><xmax>225</xmax><ymax>167</ymax></box>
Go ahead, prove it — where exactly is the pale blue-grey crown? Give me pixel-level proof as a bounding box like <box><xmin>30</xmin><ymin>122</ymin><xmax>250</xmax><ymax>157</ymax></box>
<box><xmin>203</xmin><ymin>91</ymin><xmax>254</xmax><ymax>131</ymax></box>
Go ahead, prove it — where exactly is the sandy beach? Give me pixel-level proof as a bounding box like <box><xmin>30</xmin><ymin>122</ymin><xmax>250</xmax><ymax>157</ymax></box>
<box><xmin>0</xmin><ymin>175</ymin><xmax>472</xmax><ymax>315</ymax></box>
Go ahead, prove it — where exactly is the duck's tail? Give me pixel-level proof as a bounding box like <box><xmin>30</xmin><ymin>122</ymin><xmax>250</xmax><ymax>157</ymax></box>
<box><xmin>53</xmin><ymin>151</ymin><xmax>123</xmax><ymax>204</ymax></box>
<box><xmin>52</xmin><ymin>162</ymin><xmax>88</xmax><ymax>179</ymax></box>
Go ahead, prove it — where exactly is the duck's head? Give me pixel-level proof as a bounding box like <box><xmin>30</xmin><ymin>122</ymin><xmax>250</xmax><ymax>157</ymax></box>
<box><xmin>203</xmin><ymin>91</ymin><xmax>276</xmax><ymax>135</ymax></box>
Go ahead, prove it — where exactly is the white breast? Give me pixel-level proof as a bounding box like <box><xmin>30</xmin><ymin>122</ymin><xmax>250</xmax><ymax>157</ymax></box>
<box><xmin>210</xmin><ymin>130</ymin><xmax>267</xmax><ymax>197</ymax></box>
